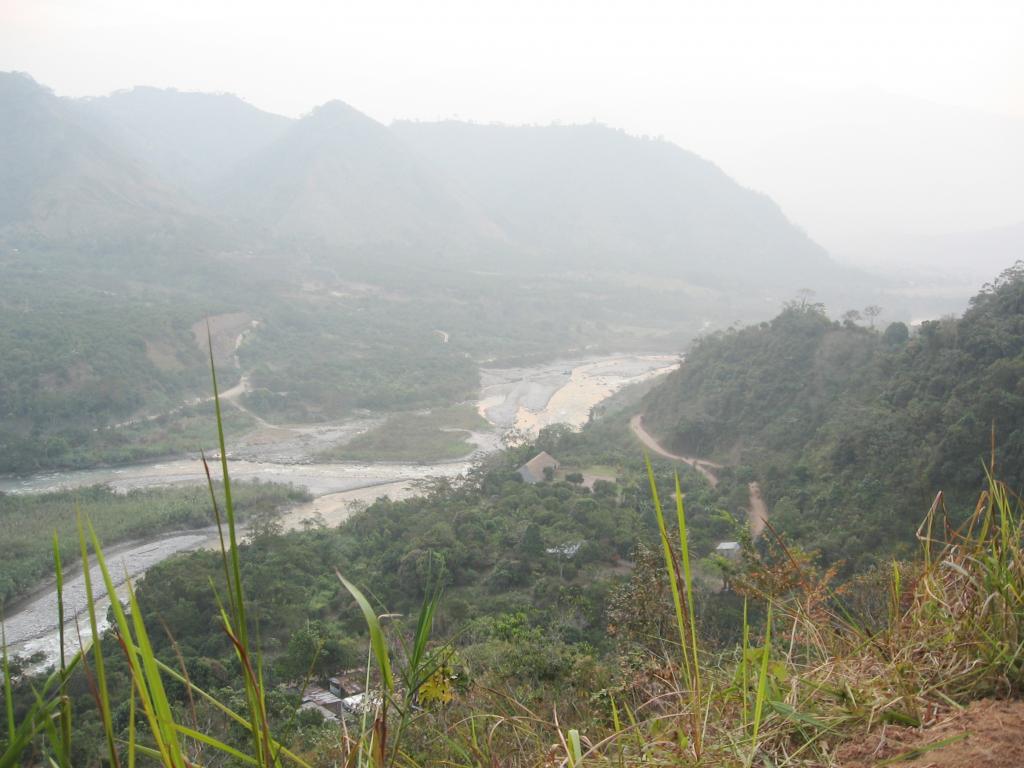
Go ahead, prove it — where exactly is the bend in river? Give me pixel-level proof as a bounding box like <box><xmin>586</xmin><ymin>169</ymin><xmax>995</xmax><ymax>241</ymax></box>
<box><xmin>2</xmin><ymin>353</ymin><xmax>677</xmax><ymax>667</ymax></box>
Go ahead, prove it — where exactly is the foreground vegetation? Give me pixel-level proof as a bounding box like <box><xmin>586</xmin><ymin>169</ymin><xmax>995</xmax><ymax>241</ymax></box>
<box><xmin>4</xmin><ymin>429</ymin><xmax>1022</xmax><ymax>766</ymax></box>
<box><xmin>5</xmin><ymin>267</ymin><xmax>1024</xmax><ymax>764</ymax></box>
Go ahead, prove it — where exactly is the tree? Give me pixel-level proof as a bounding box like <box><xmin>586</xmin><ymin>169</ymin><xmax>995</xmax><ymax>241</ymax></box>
<box><xmin>841</xmin><ymin>309</ymin><xmax>862</xmax><ymax>328</ymax></box>
<box><xmin>519</xmin><ymin>523</ymin><xmax>545</xmax><ymax>558</ymax></box>
<box><xmin>882</xmin><ymin>321</ymin><xmax>909</xmax><ymax>345</ymax></box>
<box><xmin>795</xmin><ymin>288</ymin><xmax>816</xmax><ymax>309</ymax></box>
<box><xmin>863</xmin><ymin>305</ymin><xmax>882</xmax><ymax>329</ymax></box>
<box><xmin>783</xmin><ymin>288</ymin><xmax>826</xmax><ymax>315</ymax></box>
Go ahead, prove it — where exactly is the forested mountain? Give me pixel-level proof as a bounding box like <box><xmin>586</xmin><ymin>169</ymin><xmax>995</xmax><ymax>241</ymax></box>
<box><xmin>0</xmin><ymin>73</ymin><xmax>208</xmax><ymax>247</ymax></box>
<box><xmin>392</xmin><ymin>120</ymin><xmax>837</xmax><ymax>287</ymax></box>
<box><xmin>0</xmin><ymin>71</ymin><xmax>889</xmax><ymax>474</ymax></box>
<box><xmin>214</xmin><ymin>101</ymin><xmax>497</xmax><ymax>251</ymax></box>
<box><xmin>641</xmin><ymin>263</ymin><xmax>1024</xmax><ymax>567</ymax></box>
<box><xmin>78</xmin><ymin>86</ymin><xmax>291</xmax><ymax>195</ymax></box>
<box><xmin>2</xmin><ymin>71</ymin><xmax>845</xmax><ymax>287</ymax></box>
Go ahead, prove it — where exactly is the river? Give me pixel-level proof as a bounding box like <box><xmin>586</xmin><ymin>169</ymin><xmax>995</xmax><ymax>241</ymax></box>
<box><xmin>2</xmin><ymin>353</ymin><xmax>677</xmax><ymax>668</ymax></box>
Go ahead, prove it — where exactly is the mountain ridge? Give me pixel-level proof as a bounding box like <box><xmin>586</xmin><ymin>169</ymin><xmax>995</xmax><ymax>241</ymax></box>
<box><xmin>0</xmin><ymin>72</ymin><xmax>209</xmax><ymax>246</ymax></box>
<box><xmin>78</xmin><ymin>85</ymin><xmax>291</xmax><ymax>195</ymax></box>
<box><xmin>1</xmin><ymin>70</ymin><xmax>851</xmax><ymax>292</ymax></box>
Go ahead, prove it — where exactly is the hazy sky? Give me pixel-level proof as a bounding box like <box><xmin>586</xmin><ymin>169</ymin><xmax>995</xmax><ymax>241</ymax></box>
<box><xmin>3</xmin><ymin>0</ymin><xmax>1023</xmax><ymax>268</ymax></box>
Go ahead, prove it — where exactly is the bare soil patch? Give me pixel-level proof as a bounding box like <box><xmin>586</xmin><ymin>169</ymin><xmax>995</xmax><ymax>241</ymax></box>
<box><xmin>838</xmin><ymin>699</ymin><xmax>1024</xmax><ymax>768</ymax></box>
<box><xmin>629</xmin><ymin>414</ymin><xmax>722</xmax><ymax>487</ymax></box>
<box><xmin>190</xmin><ymin>312</ymin><xmax>252</xmax><ymax>367</ymax></box>
<box><xmin>747</xmin><ymin>481</ymin><xmax>768</xmax><ymax>539</ymax></box>
<box><xmin>144</xmin><ymin>339</ymin><xmax>185</xmax><ymax>371</ymax></box>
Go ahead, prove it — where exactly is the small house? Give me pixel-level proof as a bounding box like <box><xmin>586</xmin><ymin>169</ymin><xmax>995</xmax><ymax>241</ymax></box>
<box><xmin>517</xmin><ymin>451</ymin><xmax>559</xmax><ymax>484</ymax></box>
<box><xmin>328</xmin><ymin>669</ymin><xmax>365</xmax><ymax>698</ymax></box>
<box><xmin>342</xmin><ymin>692</ymin><xmax>382</xmax><ymax>715</ymax></box>
<box><xmin>301</xmin><ymin>684</ymin><xmax>345</xmax><ymax>717</ymax></box>
<box><xmin>546</xmin><ymin>542</ymin><xmax>583</xmax><ymax>558</ymax></box>
<box><xmin>715</xmin><ymin>541</ymin><xmax>741</xmax><ymax>561</ymax></box>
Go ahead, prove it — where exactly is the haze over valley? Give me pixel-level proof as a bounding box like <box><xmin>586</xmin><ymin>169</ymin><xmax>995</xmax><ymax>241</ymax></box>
<box><xmin>1</xmin><ymin>68</ymin><xmax>899</xmax><ymax>478</ymax></box>
<box><xmin>2</xmin><ymin>3</ymin><xmax>1024</xmax><ymax>765</ymax></box>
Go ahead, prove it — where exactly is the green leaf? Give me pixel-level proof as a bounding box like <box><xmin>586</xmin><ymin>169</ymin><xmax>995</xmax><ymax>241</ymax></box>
<box><xmin>567</xmin><ymin>728</ymin><xmax>583</xmax><ymax>767</ymax></box>
<box><xmin>335</xmin><ymin>572</ymin><xmax>394</xmax><ymax>694</ymax></box>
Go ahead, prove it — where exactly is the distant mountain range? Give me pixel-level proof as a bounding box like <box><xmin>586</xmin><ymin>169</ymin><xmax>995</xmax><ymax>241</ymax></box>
<box><xmin>392</xmin><ymin>120</ymin><xmax>830</xmax><ymax>281</ymax></box>
<box><xmin>0</xmin><ymin>73</ymin><xmax>205</xmax><ymax>244</ymax></box>
<box><xmin>1</xmin><ymin>71</ymin><xmax>848</xmax><ymax>291</ymax></box>
<box><xmin>79</xmin><ymin>85</ymin><xmax>291</xmax><ymax>192</ymax></box>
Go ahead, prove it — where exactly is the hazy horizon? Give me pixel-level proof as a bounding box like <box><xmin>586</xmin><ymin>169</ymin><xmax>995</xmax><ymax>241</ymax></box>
<box><xmin>3</xmin><ymin>0</ymin><xmax>1023</xmax><ymax>278</ymax></box>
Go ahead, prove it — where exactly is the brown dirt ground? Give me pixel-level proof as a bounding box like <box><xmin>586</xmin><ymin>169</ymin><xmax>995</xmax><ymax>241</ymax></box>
<box><xmin>190</xmin><ymin>312</ymin><xmax>252</xmax><ymax>367</ymax></box>
<box><xmin>838</xmin><ymin>699</ymin><xmax>1024</xmax><ymax>767</ymax></box>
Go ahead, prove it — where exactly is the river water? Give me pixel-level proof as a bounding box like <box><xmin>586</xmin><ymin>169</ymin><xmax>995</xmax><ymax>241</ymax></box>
<box><xmin>2</xmin><ymin>353</ymin><xmax>676</xmax><ymax>667</ymax></box>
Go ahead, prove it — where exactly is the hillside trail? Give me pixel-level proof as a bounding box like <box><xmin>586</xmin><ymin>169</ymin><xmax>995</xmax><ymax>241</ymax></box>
<box><xmin>107</xmin><ymin>326</ymin><xmax>275</xmax><ymax>432</ymax></box>
<box><xmin>198</xmin><ymin>325</ymin><xmax>276</xmax><ymax>428</ymax></box>
<box><xmin>218</xmin><ymin>373</ymin><xmax>273</xmax><ymax>429</ymax></box>
<box><xmin>630</xmin><ymin>414</ymin><xmax>767</xmax><ymax>539</ymax></box>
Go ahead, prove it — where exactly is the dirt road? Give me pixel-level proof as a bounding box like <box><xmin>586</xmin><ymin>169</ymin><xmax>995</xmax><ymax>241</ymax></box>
<box><xmin>746</xmin><ymin>481</ymin><xmax>767</xmax><ymax>539</ymax></box>
<box><xmin>629</xmin><ymin>414</ymin><xmax>722</xmax><ymax>487</ymax></box>
<box><xmin>630</xmin><ymin>414</ymin><xmax>766</xmax><ymax>538</ymax></box>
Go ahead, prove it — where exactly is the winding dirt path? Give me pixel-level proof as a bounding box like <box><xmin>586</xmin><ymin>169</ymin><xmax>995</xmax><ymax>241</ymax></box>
<box><xmin>630</xmin><ymin>414</ymin><xmax>767</xmax><ymax>538</ymax></box>
<box><xmin>630</xmin><ymin>414</ymin><xmax>722</xmax><ymax>487</ymax></box>
<box><xmin>746</xmin><ymin>481</ymin><xmax>768</xmax><ymax>539</ymax></box>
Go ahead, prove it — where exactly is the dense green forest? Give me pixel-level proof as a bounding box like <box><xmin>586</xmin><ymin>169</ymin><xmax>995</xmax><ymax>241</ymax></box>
<box><xmin>0</xmin><ymin>243</ymin><xmax>708</xmax><ymax>474</ymax></box>
<box><xmin>124</xmin><ymin>448</ymin><xmax>734</xmax><ymax>664</ymax></box>
<box><xmin>6</xmin><ymin>427</ymin><xmax>1020</xmax><ymax>766</ymax></box>
<box><xmin>642</xmin><ymin>262</ymin><xmax>1024</xmax><ymax>569</ymax></box>
<box><xmin>1</xmin><ymin>445</ymin><xmax>739</xmax><ymax>765</ymax></box>
<box><xmin>5</xmin><ymin>268</ymin><xmax>1024</xmax><ymax>764</ymax></box>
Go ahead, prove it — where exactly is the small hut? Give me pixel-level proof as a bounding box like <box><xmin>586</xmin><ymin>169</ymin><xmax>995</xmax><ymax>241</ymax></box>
<box><xmin>517</xmin><ymin>451</ymin><xmax>559</xmax><ymax>484</ymax></box>
<box><xmin>715</xmin><ymin>541</ymin><xmax>741</xmax><ymax>561</ymax></box>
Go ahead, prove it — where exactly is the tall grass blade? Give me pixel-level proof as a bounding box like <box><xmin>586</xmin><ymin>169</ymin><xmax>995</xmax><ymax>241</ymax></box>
<box><xmin>644</xmin><ymin>453</ymin><xmax>692</xmax><ymax>683</ymax></box>
<box><xmin>406</xmin><ymin>579</ymin><xmax>442</xmax><ymax>691</ymax></box>
<box><xmin>748</xmin><ymin>600</ymin><xmax>773</xmax><ymax>767</ymax></box>
<box><xmin>674</xmin><ymin>471</ymin><xmax>703</xmax><ymax>756</ymax></box>
<box><xmin>128</xmin><ymin>686</ymin><xmax>136</xmax><ymax>768</ymax></box>
<box><xmin>567</xmin><ymin>728</ymin><xmax>583</xmax><ymax>767</ymax></box>
<box><xmin>51</xmin><ymin>531</ymin><xmax>71</xmax><ymax>768</ymax></box>
<box><xmin>76</xmin><ymin>511</ymin><xmax>119</xmax><ymax>767</ymax></box>
<box><xmin>207</xmin><ymin>324</ymin><xmax>248</xmax><ymax>650</ymax></box>
<box><xmin>335</xmin><ymin>573</ymin><xmax>395</xmax><ymax>694</ymax></box>
<box><xmin>52</xmin><ymin>532</ymin><xmax>65</xmax><ymax>675</ymax></box>
<box><xmin>171</xmin><ymin>723</ymin><xmax>261</xmax><ymax>765</ymax></box>
<box><xmin>206</xmin><ymin>337</ymin><xmax>278</xmax><ymax>766</ymax></box>
<box><xmin>200</xmin><ymin>451</ymin><xmax>235</xmax><ymax>616</ymax></box>
<box><xmin>151</xmin><ymin>657</ymin><xmax>312</xmax><ymax>767</ymax></box>
<box><xmin>741</xmin><ymin>597</ymin><xmax>749</xmax><ymax>730</ymax></box>
<box><xmin>86</xmin><ymin>518</ymin><xmax>184</xmax><ymax>767</ymax></box>
<box><xmin>1</xmin><ymin>621</ymin><xmax>13</xmax><ymax>741</ymax></box>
